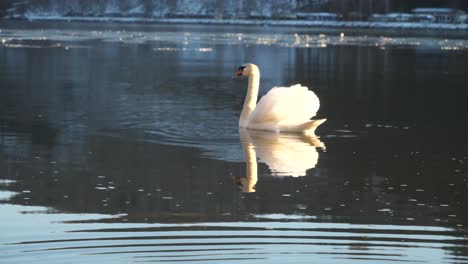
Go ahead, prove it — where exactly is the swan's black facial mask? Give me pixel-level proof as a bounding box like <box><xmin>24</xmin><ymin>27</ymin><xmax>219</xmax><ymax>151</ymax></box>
<box><xmin>234</xmin><ymin>66</ymin><xmax>246</xmax><ymax>77</ymax></box>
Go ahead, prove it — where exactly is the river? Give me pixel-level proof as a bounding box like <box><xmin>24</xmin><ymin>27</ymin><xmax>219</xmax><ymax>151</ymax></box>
<box><xmin>1</xmin><ymin>21</ymin><xmax>468</xmax><ymax>263</ymax></box>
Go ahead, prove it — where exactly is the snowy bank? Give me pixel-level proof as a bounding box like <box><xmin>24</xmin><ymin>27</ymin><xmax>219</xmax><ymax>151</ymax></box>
<box><xmin>18</xmin><ymin>15</ymin><xmax>468</xmax><ymax>32</ymax></box>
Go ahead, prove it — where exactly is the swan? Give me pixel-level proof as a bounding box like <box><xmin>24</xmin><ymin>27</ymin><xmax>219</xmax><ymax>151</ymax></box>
<box><xmin>234</xmin><ymin>63</ymin><xmax>326</xmax><ymax>137</ymax></box>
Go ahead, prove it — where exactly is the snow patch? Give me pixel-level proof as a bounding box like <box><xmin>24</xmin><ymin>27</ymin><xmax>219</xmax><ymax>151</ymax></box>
<box><xmin>19</xmin><ymin>15</ymin><xmax>468</xmax><ymax>32</ymax></box>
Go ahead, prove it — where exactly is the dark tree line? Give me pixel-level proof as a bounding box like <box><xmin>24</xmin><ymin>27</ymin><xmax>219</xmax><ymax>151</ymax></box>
<box><xmin>299</xmin><ymin>0</ymin><xmax>467</xmax><ymax>20</ymax></box>
<box><xmin>1</xmin><ymin>0</ymin><xmax>467</xmax><ymax>19</ymax></box>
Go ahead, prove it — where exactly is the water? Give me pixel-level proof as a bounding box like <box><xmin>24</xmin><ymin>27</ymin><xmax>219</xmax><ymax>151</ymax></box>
<box><xmin>1</xmin><ymin>21</ymin><xmax>468</xmax><ymax>263</ymax></box>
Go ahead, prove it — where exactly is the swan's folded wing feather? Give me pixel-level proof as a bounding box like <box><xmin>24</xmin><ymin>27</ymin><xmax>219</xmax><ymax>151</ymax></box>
<box><xmin>249</xmin><ymin>84</ymin><xmax>320</xmax><ymax>125</ymax></box>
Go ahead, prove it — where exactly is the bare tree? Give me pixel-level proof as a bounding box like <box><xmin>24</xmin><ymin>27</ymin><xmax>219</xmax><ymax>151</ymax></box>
<box><xmin>142</xmin><ymin>0</ymin><xmax>152</xmax><ymax>17</ymax></box>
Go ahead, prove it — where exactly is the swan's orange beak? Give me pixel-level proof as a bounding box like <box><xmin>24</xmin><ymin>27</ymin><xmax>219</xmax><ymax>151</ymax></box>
<box><xmin>233</xmin><ymin>69</ymin><xmax>243</xmax><ymax>77</ymax></box>
<box><xmin>233</xmin><ymin>66</ymin><xmax>245</xmax><ymax>77</ymax></box>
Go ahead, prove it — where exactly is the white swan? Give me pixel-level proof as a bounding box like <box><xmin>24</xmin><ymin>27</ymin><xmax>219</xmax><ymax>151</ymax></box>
<box><xmin>234</xmin><ymin>63</ymin><xmax>326</xmax><ymax>137</ymax></box>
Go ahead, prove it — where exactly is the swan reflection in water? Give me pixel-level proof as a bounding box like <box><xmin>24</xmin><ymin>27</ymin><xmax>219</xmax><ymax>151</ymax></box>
<box><xmin>235</xmin><ymin>129</ymin><xmax>326</xmax><ymax>193</ymax></box>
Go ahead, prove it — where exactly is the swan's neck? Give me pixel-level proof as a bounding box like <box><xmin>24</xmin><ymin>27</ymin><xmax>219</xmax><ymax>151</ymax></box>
<box><xmin>240</xmin><ymin>71</ymin><xmax>260</xmax><ymax>127</ymax></box>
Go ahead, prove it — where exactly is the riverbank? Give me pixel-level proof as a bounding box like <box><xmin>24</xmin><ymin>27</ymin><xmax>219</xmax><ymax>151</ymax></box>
<box><xmin>7</xmin><ymin>15</ymin><xmax>468</xmax><ymax>38</ymax></box>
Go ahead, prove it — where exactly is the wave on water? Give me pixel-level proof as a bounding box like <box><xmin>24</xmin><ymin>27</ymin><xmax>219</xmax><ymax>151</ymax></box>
<box><xmin>3</xmin><ymin>219</ymin><xmax>468</xmax><ymax>264</ymax></box>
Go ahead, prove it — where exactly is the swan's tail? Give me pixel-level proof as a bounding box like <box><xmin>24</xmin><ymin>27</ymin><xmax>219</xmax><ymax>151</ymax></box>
<box><xmin>301</xmin><ymin>119</ymin><xmax>327</xmax><ymax>137</ymax></box>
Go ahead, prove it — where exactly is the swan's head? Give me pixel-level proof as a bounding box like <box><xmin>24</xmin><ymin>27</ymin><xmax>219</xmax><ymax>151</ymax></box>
<box><xmin>233</xmin><ymin>63</ymin><xmax>259</xmax><ymax>77</ymax></box>
<box><xmin>232</xmin><ymin>176</ymin><xmax>256</xmax><ymax>193</ymax></box>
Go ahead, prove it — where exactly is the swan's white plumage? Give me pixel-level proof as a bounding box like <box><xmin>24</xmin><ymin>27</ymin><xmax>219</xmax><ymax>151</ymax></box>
<box><xmin>237</xmin><ymin>63</ymin><xmax>325</xmax><ymax>135</ymax></box>
<box><xmin>249</xmin><ymin>84</ymin><xmax>320</xmax><ymax>127</ymax></box>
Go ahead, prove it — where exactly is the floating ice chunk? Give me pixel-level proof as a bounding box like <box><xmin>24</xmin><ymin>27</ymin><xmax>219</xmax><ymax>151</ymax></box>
<box><xmin>378</xmin><ymin>208</ymin><xmax>392</xmax><ymax>212</ymax></box>
<box><xmin>0</xmin><ymin>179</ymin><xmax>16</xmax><ymax>185</ymax></box>
<box><xmin>254</xmin><ymin>214</ymin><xmax>317</xmax><ymax>220</ymax></box>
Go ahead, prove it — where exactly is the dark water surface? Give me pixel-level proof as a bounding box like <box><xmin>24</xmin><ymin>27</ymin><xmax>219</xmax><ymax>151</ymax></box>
<box><xmin>1</xmin><ymin>21</ymin><xmax>468</xmax><ymax>263</ymax></box>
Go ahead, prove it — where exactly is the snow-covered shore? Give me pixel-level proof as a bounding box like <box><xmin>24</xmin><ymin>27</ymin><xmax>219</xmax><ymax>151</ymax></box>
<box><xmin>17</xmin><ymin>15</ymin><xmax>468</xmax><ymax>32</ymax></box>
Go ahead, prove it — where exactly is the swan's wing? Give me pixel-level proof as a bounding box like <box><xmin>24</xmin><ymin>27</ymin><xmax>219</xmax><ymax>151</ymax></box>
<box><xmin>249</xmin><ymin>84</ymin><xmax>320</xmax><ymax>125</ymax></box>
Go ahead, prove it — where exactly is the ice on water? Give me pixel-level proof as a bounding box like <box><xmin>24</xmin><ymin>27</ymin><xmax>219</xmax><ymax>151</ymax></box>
<box><xmin>1</xmin><ymin>26</ymin><xmax>467</xmax><ymax>51</ymax></box>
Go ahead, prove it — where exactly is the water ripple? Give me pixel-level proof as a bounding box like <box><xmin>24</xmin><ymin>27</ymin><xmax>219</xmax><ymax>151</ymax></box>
<box><xmin>4</xmin><ymin>222</ymin><xmax>468</xmax><ymax>263</ymax></box>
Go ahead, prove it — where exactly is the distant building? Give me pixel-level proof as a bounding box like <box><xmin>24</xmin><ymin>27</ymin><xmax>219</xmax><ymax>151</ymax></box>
<box><xmin>457</xmin><ymin>14</ymin><xmax>468</xmax><ymax>24</ymax></box>
<box><xmin>412</xmin><ymin>8</ymin><xmax>465</xmax><ymax>23</ymax></box>
<box><xmin>296</xmin><ymin>12</ymin><xmax>341</xmax><ymax>21</ymax></box>
<box><xmin>370</xmin><ymin>8</ymin><xmax>466</xmax><ymax>24</ymax></box>
<box><xmin>369</xmin><ymin>13</ymin><xmax>411</xmax><ymax>22</ymax></box>
<box><xmin>369</xmin><ymin>13</ymin><xmax>435</xmax><ymax>23</ymax></box>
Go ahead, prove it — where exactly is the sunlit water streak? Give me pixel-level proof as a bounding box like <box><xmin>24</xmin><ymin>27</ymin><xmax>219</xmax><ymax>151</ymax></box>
<box><xmin>2</xmin><ymin>203</ymin><xmax>468</xmax><ymax>264</ymax></box>
<box><xmin>1</xmin><ymin>26</ymin><xmax>468</xmax><ymax>51</ymax></box>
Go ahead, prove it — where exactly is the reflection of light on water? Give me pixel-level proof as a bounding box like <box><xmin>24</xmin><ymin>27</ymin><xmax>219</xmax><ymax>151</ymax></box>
<box><xmin>4</xmin><ymin>43</ymin><xmax>43</xmax><ymax>48</ymax></box>
<box><xmin>442</xmin><ymin>46</ymin><xmax>462</xmax><ymax>50</ymax></box>
<box><xmin>0</xmin><ymin>179</ymin><xmax>16</xmax><ymax>185</ymax></box>
<box><xmin>255</xmin><ymin>37</ymin><xmax>279</xmax><ymax>46</ymax></box>
<box><xmin>198</xmin><ymin>48</ymin><xmax>212</xmax><ymax>52</ymax></box>
<box><xmin>2</xmin><ymin>208</ymin><xmax>463</xmax><ymax>263</ymax></box>
<box><xmin>155</xmin><ymin>47</ymin><xmax>213</xmax><ymax>52</ymax></box>
<box><xmin>294</xmin><ymin>33</ymin><xmax>300</xmax><ymax>46</ymax></box>
<box><xmin>155</xmin><ymin>47</ymin><xmax>178</xmax><ymax>51</ymax></box>
<box><xmin>0</xmin><ymin>191</ymin><xmax>18</xmax><ymax>201</ymax></box>
<box><xmin>254</xmin><ymin>214</ymin><xmax>318</xmax><ymax>220</ymax></box>
<box><xmin>2</xmin><ymin>27</ymin><xmax>468</xmax><ymax>51</ymax></box>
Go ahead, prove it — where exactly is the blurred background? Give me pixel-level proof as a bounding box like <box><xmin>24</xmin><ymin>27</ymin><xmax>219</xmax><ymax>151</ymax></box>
<box><xmin>1</xmin><ymin>0</ymin><xmax>467</xmax><ymax>22</ymax></box>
